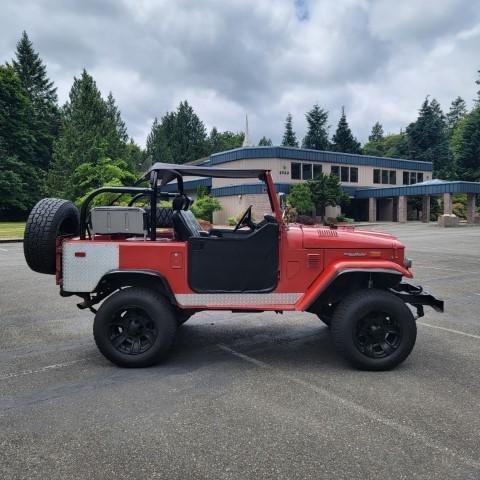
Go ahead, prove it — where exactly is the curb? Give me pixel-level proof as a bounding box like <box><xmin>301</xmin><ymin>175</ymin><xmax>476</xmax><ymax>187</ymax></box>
<box><xmin>0</xmin><ymin>238</ymin><xmax>23</xmax><ymax>243</ymax></box>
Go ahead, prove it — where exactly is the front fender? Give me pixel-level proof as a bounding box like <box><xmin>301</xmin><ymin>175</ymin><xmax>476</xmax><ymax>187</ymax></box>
<box><xmin>295</xmin><ymin>260</ymin><xmax>412</xmax><ymax>311</ymax></box>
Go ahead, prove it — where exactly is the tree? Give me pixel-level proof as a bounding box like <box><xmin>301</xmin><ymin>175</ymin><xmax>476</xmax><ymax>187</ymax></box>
<box><xmin>450</xmin><ymin>105</ymin><xmax>480</xmax><ymax>181</ymax></box>
<box><xmin>258</xmin><ymin>136</ymin><xmax>273</xmax><ymax>146</ymax></box>
<box><xmin>48</xmin><ymin>70</ymin><xmax>133</xmax><ymax>199</ymax></box>
<box><xmin>331</xmin><ymin>107</ymin><xmax>361</xmax><ymax>154</ymax></box>
<box><xmin>12</xmin><ymin>31</ymin><xmax>59</xmax><ymax>171</ymax></box>
<box><xmin>287</xmin><ymin>183</ymin><xmax>313</xmax><ymax>214</ymax></box>
<box><xmin>170</xmin><ymin>101</ymin><xmax>208</xmax><ymax>163</ymax></box>
<box><xmin>281</xmin><ymin>113</ymin><xmax>299</xmax><ymax>147</ymax></box>
<box><xmin>145</xmin><ymin>101</ymin><xmax>208</xmax><ymax>164</ymax></box>
<box><xmin>0</xmin><ymin>65</ymin><xmax>40</xmax><ymax>219</ymax></box>
<box><xmin>191</xmin><ymin>195</ymin><xmax>222</xmax><ymax>222</ymax></box>
<box><xmin>363</xmin><ymin>122</ymin><xmax>385</xmax><ymax>156</ymax></box>
<box><xmin>302</xmin><ymin>104</ymin><xmax>329</xmax><ymax>150</ymax></box>
<box><xmin>446</xmin><ymin>96</ymin><xmax>467</xmax><ymax>132</ymax></box>
<box><xmin>476</xmin><ymin>70</ymin><xmax>480</xmax><ymax>105</ymax></box>
<box><xmin>73</xmin><ymin>156</ymin><xmax>136</xmax><ymax>206</ymax></box>
<box><xmin>208</xmin><ymin>127</ymin><xmax>244</xmax><ymax>154</ymax></box>
<box><xmin>382</xmin><ymin>133</ymin><xmax>409</xmax><ymax>158</ymax></box>
<box><xmin>368</xmin><ymin>122</ymin><xmax>384</xmax><ymax>143</ymax></box>
<box><xmin>308</xmin><ymin>173</ymin><xmax>349</xmax><ymax>219</ymax></box>
<box><xmin>145</xmin><ymin>117</ymin><xmax>173</xmax><ymax>166</ymax></box>
<box><xmin>406</xmin><ymin>97</ymin><xmax>452</xmax><ymax>177</ymax></box>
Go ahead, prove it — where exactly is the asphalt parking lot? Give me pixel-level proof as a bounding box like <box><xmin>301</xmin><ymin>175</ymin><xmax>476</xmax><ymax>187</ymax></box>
<box><xmin>1</xmin><ymin>223</ymin><xmax>479</xmax><ymax>480</ymax></box>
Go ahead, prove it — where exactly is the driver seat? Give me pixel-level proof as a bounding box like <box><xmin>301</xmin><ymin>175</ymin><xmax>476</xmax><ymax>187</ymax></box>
<box><xmin>172</xmin><ymin>195</ymin><xmax>207</xmax><ymax>241</ymax></box>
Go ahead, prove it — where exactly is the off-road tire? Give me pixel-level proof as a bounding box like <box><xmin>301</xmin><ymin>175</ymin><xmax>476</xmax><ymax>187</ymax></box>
<box><xmin>24</xmin><ymin>198</ymin><xmax>79</xmax><ymax>274</ymax></box>
<box><xmin>93</xmin><ymin>287</ymin><xmax>177</xmax><ymax>368</ymax></box>
<box><xmin>331</xmin><ymin>289</ymin><xmax>417</xmax><ymax>371</ymax></box>
<box><xmin>145</xmin><ymin>207</ymin><xmax>174</xmax><ymax>228</ymax></box>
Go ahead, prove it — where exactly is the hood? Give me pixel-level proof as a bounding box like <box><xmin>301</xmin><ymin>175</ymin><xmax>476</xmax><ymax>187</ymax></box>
<box><xmin>301</xmin><ymin>225</ymin><xmax>404</xmax><ymax>249</ymax></box>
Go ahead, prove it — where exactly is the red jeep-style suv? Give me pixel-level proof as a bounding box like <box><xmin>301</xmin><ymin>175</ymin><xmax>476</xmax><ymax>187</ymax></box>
<box><xmin>23</xmin><ymin>163</ymin><xmax>443</xmax><ymax>370</ymax></box>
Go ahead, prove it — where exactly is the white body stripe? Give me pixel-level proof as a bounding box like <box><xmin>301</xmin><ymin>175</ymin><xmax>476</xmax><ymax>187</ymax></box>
<box><xmin>63</xmin><ymin>243</ymin><xmax>119</xmax><ymax>292</ymax></box>
<box><xmin>175</xmin><ymin>292</ymin><xmax>302</xmax><ymax>307</ymax></box>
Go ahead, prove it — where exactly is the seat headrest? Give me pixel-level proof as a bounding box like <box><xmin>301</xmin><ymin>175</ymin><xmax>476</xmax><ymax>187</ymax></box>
<box><xmin>172</xmin><ymin>195</ymin><xmax>189</xmax><ymax>211</ymax></box>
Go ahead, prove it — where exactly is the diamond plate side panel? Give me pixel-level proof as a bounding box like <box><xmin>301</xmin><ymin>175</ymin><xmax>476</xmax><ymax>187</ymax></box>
<box><xmin>175</xmin><ymin>293</ymin><xmax>302</xmax><ymax>307</ymax></box>
<box><xmin>63</xmin><ymin>243</ymin><xmax>119</xmax><ymax>292</ymax></box>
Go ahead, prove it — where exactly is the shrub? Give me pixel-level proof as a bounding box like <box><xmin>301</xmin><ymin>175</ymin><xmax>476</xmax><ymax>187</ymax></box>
<box><xmin>191</xmin><ymin>195</ymin><xmax>222</xmax><ymax>222</ymax></box>
<box><xmin>227</xmin><ymin>216</ymin><xmax>237</xmax><ymax>226</ymax></box>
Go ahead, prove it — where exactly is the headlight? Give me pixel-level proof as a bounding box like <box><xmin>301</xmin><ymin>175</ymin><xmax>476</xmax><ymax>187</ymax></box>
<box><xmin>403</xmin><ymin>257</ymin><xmax>412</xmax><ymax>269</ymax></box>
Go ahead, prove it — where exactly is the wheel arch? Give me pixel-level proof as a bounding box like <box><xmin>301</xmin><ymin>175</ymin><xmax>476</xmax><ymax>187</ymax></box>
<box><xmin>299</xmin><ymin>265</ymin><xmax>407</xmax><ymax>313</ymax></box>
<box><xmin>95</xmin><ymin>269</ymin><xmax>177</xmax><ymax>306</ymax></box>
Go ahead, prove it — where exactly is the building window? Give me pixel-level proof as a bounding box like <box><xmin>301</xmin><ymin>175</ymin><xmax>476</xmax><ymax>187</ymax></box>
<box><xmin>313</xmin><ymin>164</ymin><xmax>322</xmax><ymax>179</ymax></box>
<box><xmin>381</xmin><ymin>170</ymin><xmax>389</xmax><ymax>184</ymax></box>
<box><xmin>403</xmin><ymin>172</ymin><xmax>409</xmax><ymax>185</ymax></box>
<box><xmin>291</xmin><ymin>162</ymin><xmax>301</xmax><ymax>180</ymax></box>
<box><xmin>350</xmin><ymin>167</ymin><xmax>358</xmax><ymax>183</ymax></box>
<box><xmin>374</xmin><ymin>169</ymin><xmax>380</xmax><ymax>184</ymax></box>
<box><xmin>389</xmin><ymin>170</ymin><xmax>396</xmax><ymax>185</ymax></box>
<box><xmin>331</xmin><ymin>166</ymin><xmax>340</xmax><ymax>177</ymax></box>
<box><xmin>341</xmin><ymin>166</ymin><xmax>349</xmax><ymax>182</ymax></box>
<box><xmin>302</xmin><ymin>163</ymin><xmax>312</xmax><ymax>180</ymax></box>
<box><xmin>418</xmin><ymin>172</ymin><xmax>424</xmax><ymax>183</ymax></box>
<box><xmin>410</xmin><ymin>172</ymin><xmax>417</xmax><ymax>185</ymax></box>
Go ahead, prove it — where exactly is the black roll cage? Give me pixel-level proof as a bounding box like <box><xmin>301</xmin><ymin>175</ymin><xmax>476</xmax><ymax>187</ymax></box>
<box><xmin>79</xmin><ymin>172</ymin><xmax>185</xmax><ymax>240</ymax></box>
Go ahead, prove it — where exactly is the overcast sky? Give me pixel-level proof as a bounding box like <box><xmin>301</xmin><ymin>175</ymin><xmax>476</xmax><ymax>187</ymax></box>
<box><xmin>1</xmin><ymin>0</ymin><xmax>479</xmax><ymax>147</ymax></box>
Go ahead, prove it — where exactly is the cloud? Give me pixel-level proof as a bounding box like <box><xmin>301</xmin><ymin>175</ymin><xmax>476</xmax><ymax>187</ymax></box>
<box><xmin>1</xmin><ymin>0</ymin><xmax>479</xmax><ymax>148</ymax></box>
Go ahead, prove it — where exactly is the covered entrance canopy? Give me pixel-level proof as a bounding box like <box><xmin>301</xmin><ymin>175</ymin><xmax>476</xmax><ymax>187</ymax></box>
<box><xmin>354</xmin><ymin>180</ymin><xmax>480</xmax><ymax>224</ymax></box>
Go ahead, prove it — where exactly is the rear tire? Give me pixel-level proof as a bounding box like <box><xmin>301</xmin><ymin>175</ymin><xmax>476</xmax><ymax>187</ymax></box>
<box><xmin>93</xmin><ymin>288</ymin><xmax>177</xmax><ymax>368</ymax></box>
<box><xmin>24</xmin><ymin>198</ymin><xmax>79</xmax><ymax>274</ymax></box>
<box><xmin>331</xmin><ymin>289</ymin><xmax>417</xmax><ymax>371</ymax></box>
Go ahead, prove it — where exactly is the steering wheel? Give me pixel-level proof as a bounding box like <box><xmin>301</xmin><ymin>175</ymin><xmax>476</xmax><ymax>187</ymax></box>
<box><xmin>233</xmin><ymin>205</ymin><xmax>256</xmax><ymax>232</ymax></box>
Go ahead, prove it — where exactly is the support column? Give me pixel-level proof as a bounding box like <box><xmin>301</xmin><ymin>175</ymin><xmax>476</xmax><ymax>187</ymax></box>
<box><xmin>368</xmin><ymin>197</ymin><xmax>377</xmax><ymax>223</ymax></box>
<box><xmin>467</xmin><ymin>193</ymin><xmax>476</xmax><ymax>224</ymax></box>
<box><xmin>398</xmin><ymin>195</ymin><xmax>407</xmax><ymax>223</ymax></box>
<box><xmin>421</xmin><ymin>195</ymin><xmax>430</xmax><ymax>223</ymax></box>
<box><xmin>443</xmin><ymin>193</ymin><xmax>453</xmax><ymax>215</ymax></box>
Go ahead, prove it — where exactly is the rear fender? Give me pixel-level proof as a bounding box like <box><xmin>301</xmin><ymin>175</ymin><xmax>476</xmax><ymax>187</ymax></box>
<box><xmin>296</xmin><ymin>260</ymin><xmax>411</xmax><ymax>311</ymax></box>
<box><xmin>95</xmin><ymin>269</ymin><xmax>176</xmax><ymax>305</ymax></box>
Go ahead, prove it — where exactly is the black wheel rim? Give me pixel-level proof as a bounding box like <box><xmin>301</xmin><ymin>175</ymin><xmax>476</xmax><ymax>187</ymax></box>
<box><xmin>353</xmin><ymin>311</ymin><xmax>402</xmax><ymax>359</ymax></box>
<box><xmin>108</xmin><ymin>306</ymin><xmax>158</xmax><ymax>355</ymax></box>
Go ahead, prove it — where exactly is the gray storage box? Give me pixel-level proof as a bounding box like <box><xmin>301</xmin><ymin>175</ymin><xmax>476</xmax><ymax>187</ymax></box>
<box><xmin>90</xmin><ymin>207</ymin><xmax>146</xmax><ymax>235</ymax></box>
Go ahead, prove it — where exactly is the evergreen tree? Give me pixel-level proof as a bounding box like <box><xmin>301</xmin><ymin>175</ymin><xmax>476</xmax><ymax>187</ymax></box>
<box><xmin>302</xmin><ymin>104</ymin><xmax>329</xmax><ymax>150</ymax></box>
<box><xmin>145</xmin><ymin>117</ymin><xmax>174</xmax><ymax>165</ymax></box>
<box><xmin>446</xmin><ymin>97</ymin><xmax>467</xmax><ymax>131</ymax></box>
<box><xmin>0</xmin><ymin>65</ymin><xmax>39</xmax><ymax>219</ymax></box>
<box><xmin>363</xmin><ymin>122</ymin><xmax>385</xmax><ymax>156</ymax></box>
<box><xmin>331</xmin><ymin>107</ymin><xmax>361</xmax><ymax>154</ymax></box>
<box><xmin>368</xmin><ymin>122</ymin><xmax>384</xmax><ymax>143</ymax></box>
<box><xmin>406</xmin><ymin>97</ymin><xmax>452</xmax><ymax>177</ymax></box>
<box><xmin>207</xmin><ymin>127</ymin><xmax>244</xmax><ymax>154</ymax></box>
<box><xmin>170</xmin><ymin>101</ymin><xmax>208</xmax><ymax>163</ymax></box>
<box><xmin>12</xmin><ymin>31</ymin><xmax>59</xmax><ymax>171</ymax></box>
<box><xmin>476</xmin><ymin>70</ymin><xmax>480</xmax><ymax>105</ymax></box>
<box><xmin>48</xmin><ymin>70</ymin><xmax>131</xmax><ymax>198</ymax></box>
<box><xmin>258</xmin><ymin>136</ymin><xmax>273</xmax><ymax>146</ymax></box>
<box><xmin>450</xmin><ymin>105</ymin><xmax>480</xmax><ymax>181</ymax></box>
<box><xmin>145</xmin><ymin>101</ymin><xmax>208</xmax><ymax>164</ymax></box>
<box><xmin>281</xmin><ymin>113</ymin><xmax>298</xmax><ymax>147</ymax></box>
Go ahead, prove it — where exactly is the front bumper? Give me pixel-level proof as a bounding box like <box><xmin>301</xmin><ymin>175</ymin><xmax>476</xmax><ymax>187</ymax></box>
<box><xmin>390</xmin><ymin>282</ymin><xmax>444</xmax><ymax>318</ymax></box>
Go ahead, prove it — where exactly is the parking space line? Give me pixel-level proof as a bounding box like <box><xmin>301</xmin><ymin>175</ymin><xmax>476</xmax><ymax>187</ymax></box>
<box><xmin>417</xmin><ymin>322</ymin><xmax>480</xmax><ymax>340</ymax></box>
<box><xmin>415</xmin><ymin>264</ymin><xmax>480</xmax><ymax>274</ymax></box>
<box><xmin>217</xmin><ymin>343</ymin><xmax>480</xmax><ymax>469</ymax></box>
<box><xmin>0</xmin><ymin>247</ymin><xmax>8</xmax><ymax>252</ymax></box>
<box><xmin>0</xmin><ymin>358</ymin><xmax>89</xmax><ymax>381</ymax></box>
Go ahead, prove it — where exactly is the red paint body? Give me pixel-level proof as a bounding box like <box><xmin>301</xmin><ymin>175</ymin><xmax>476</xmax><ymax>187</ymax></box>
<box><xmin>60</xmin><ymin>172</ymin><xmax>412</xmax><ymax>311</ymax></box>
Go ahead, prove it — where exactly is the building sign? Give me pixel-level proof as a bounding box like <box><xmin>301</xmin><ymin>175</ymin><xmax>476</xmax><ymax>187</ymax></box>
<box><xmin>279</xmin><ymin>165</ymin><xmax>290</xmax><ymax>176</ymax></box>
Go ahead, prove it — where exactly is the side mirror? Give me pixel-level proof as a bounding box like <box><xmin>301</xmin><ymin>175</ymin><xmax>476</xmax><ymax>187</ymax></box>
<box><xmin>278</xmin><ymin>192</ymin><xmax>287</xmax><ymax>211</ymax></box>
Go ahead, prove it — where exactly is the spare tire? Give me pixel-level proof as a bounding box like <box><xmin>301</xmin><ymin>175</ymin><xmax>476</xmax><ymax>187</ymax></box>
<box><xmin>24</xmin><ymin>198</ymin><xmax>79</xmax><ymax>274</ymax></box>
<box><xmin>144</xmin><ymin>207</ymin><xmax>174</xmax><ymax>228</ymax></box>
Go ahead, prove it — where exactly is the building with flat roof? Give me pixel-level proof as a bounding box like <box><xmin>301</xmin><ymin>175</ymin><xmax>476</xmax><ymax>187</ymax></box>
<box><xmin>166</xmin><ymin>146</ymin><xmax>479</xmax><ymax>225</ymax></box>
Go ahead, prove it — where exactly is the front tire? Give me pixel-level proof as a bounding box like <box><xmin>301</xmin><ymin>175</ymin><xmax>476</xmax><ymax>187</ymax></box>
<box><xmin>331</xmin><ymin>289</ymin><xmax>417</xmax><ymax>371</ymax></box>
<box><xmin>93</xmin><ymin>288</ymin><xmax>177</xmax><ymax>368</ymax></box>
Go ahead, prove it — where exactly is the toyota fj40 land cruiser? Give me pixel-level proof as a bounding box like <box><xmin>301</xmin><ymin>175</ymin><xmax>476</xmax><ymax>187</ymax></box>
<box><xmin>24</xmin><ymin>163</ymin><xmax>443</xmax><ymax>370</ymax></box>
